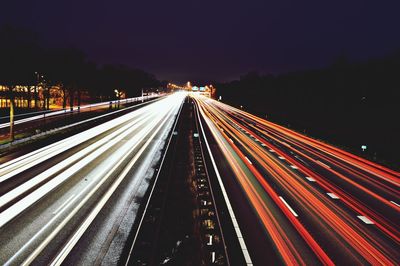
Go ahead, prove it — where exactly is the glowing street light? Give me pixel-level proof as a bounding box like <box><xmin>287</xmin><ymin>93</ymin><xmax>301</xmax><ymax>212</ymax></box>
<box><xmin>114</xmin><ymin>89</ymin><xmax>122</xmax><ymax>108</ymax></box>
<box><xmin>361</xmin><ymin>145</ymin><xmax>367</xmax><ymax>152</ymax></box>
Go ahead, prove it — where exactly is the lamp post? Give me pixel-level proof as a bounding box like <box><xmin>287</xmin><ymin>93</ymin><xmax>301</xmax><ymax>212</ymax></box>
<box><xmin>115</xmin><ymin>89</ymin><xmax>121</xmax><ymax>108</ymax></box>
<box><xmin>34</xmin><ymin>72</ymin><xmax>46</xmax><ymax>110</ymax></box>
<box><xmin>9</xmin><ymin>87</ymin><xmax>15</xmax><ymax>142</ymax></box>
<box><xmin>34</xmin><ymin>72</ymin><xmax>39</xmax><ymax>109</ymax></box>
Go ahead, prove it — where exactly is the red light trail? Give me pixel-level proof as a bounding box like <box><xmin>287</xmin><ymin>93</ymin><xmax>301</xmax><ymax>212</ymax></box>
<box><xmin>193</xmin><ymin>96</ymin><xmax>399</xmax><ymax>265</ymax></box>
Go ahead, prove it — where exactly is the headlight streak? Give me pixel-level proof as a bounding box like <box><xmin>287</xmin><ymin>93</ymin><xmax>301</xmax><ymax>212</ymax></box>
<box><xmin>0</xmin><ymin>95</ymin><xmax>162</xmax><ymax>129</ymax></box>
<box><xmin>194</xmin><ymin>95</ymin><xmax>399</xmax><ymax>265</ymax></box>
<box><xmin>218</xmin><ymin>109</ymin><xmax>400</xmax><ymax>244</ymax></box>
<box><xmin>221</xmin><ymin>101</ymin><xmax>399</xmax><ymax>182</ymax></box>
<box><xmin>222</xmin><ymin>107</ymin><xmax>400</xmax><ymax>243</ymax></box>
<box><xmin>195</xmin><ymin>98</ymin><xmax>331</xmax><ymax>265</ymax></box>
<box><xmin>0</xmin><ymin>101</ymin><xmax>155</xmax><ymax>181</ymax></box>
<box><xmin>20</xmin><ymin>100</ymin><xmax>179</xmax><ymax>266</ymax></box>
<box><xmin>0</xmin><ymin>113</ymin><xmax>153</xmax><ymax>224</ymax></box>
<box><xmin>208</xmin><ymin>99</ymin><xmax>400</xmax><ymax>214</ymax></box>
<box><xmin>0</xmin><ymin>92</ymin><xmax>186</xmax><ymax>265</ymax></box>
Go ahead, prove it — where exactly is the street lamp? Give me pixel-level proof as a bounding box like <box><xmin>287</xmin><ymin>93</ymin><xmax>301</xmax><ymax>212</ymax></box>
<box><xmin>114</xmin><ymin>89</ymin><xmax>121</xmax><ymax>108</ymax></box>
<box><xmin>34</xmin><ymin>72</ymin><xmax>40</xmax><ymax>109</ymax></box>
<box><xmin>361</xmin><ymin>145</ymin><xmax>367</xmax><ymax>152</ymax></box>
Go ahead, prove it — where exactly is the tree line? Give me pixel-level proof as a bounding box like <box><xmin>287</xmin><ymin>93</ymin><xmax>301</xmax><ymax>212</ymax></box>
<box><xmin>0</xmin><ymin>25</ymin><xmax>161</xmax><ymax>111</ymax></box>
<box><xmin>216</xmin><ymin>52</ymin><xmax>400</xmax><ymax>165</ymax></box>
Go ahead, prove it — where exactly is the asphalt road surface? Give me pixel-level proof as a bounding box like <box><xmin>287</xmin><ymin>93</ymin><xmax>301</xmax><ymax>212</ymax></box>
<box><xmin>0</xmin><ymin>92</ymin><xmax>185</xmax><ymax>265</ymax></box>
<box><xmin>1</xmin><ymin>92</ymin><xmax>398</xmax><ymax>265</ymax></box>
<box><xmin>193</xmin><ymin>95</ymin><xmax>399</xmax><ymax>265</ymax></box>
<box><xmin>0</xmin><ymin>95</ymin><xmax>161</xmax><ymax>142</ymax></box>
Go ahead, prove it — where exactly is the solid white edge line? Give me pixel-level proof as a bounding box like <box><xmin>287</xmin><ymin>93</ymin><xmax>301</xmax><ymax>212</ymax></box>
<box><xmin>279</xmin><ymin>196</ymin><xmax>299</xmax><ymax>217</ymax></box>
<box><xmin>195</xmin><ymin>109</ymin><xmax>231</xmax><ymax>266</ymax></box>
<box><xmin>196</xmin><ymin>102</ymin><xmax>253</xmax><ymax>265</ymax></box>
<box><xmin>305</xmin><ymin>177</ymin><xmax>316</xmax><ymax>182</ymax></box>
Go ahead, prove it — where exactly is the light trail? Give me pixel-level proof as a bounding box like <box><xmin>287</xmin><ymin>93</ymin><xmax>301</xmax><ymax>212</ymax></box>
<box><xmin>0</xmin><ymin>94</ymin><xmax>162</xmax><ymax>129</ymax></box>
<box><xmin>0</xmin><ymin>92</ymin><xmax>186</xmax><ymax>265</ymax></box>
<box><xmin>193</xmin><ymin>95</ymin><xmax>400</xmax><ymax>265</ymax></box>
<box><xmin>0</xmin><ymin>99</ymin><xmax>156</xmax><ymax>181</ymax></box>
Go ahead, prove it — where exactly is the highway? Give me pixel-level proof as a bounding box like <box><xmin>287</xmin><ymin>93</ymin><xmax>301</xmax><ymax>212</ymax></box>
<box><xmin>193</xmin><ymin>95</ymin><xmax>400</xmax><ymax>265</ymax></box>
<box><xmin>0</xmin><ymin>95</ymin><xmax>162</xmax><ymax>143</ymax></box>
<box><xmin>0</xmin><ymin>95</ymin><xmax>160</xmax><ymax>129</ymax></box>
<box><xmin>0</xmin><ymin>92</ymin><xmax>185</xmax><ymax>265</ymax></box>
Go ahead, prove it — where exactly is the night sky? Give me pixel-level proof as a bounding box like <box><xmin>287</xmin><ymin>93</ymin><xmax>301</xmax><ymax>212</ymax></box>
<box><xmin>2</xmin><ymin>0</ymin><xmax>400</xmax><ymax>83</ymax></box>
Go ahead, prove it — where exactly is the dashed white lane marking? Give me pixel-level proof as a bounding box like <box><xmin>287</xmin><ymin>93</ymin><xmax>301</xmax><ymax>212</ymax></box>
<box><xmin>245</xmin><ymin>157</ymin><xmax>252</xmax><ymax>165</ymax></box>
<box><xmin>279</xmin><ymin>196</ymin><xmax>299</xmax><ymax>217</ymax></box>
<box><xmin>261</xmin><ymin>143</ymin><xmax>266</xmax><ymax>147</ymax></box>
<box><xmin>290</xmin><ymin>165</ymin><xmax>298</xmax><ymax>169</ymax></box>
<box><xmin>357</xmin><ymin>215</ymin><xmax>374</xmax><ymax>224</ymax></box>
<box><xmin>316</xmin><ymin>160</ymin><xmax>331</xmax><ymax>168</ymax></box>
<box><xmin>390</xmin><ymin>201</ymin><xmax>400</xmax><ymax>207</ymax></box>
<box><xmin>269</xmin><ymin>149</ymin><xmax>275</xmax><ymax>152</ymax></box>
<box><xmin>327</xmin><ymin>193</ymin><xmax>340</xmax><ymax>199</ymax></box>
<box><xmin>305</xmin><ymin>177</ymin><xmax>316</xmax><ymax>182</ymax></box>
<box><xmin>278</xmin><ymin>156</ymin><xmax>285</xmax><ymax>160</ymax></box>
<box><xmin>207</xmin><ymin>235</ymin><xmax>213</xmax><ymax>246</ymax></box>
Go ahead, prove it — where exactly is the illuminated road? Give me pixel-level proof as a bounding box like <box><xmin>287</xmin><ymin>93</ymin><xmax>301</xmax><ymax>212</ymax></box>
<box><xmin>0</xmin><ymin>93</ymin><xmax>185</xmax><ymax>265</ymax></box>
<box><xmin>0</xmin><ymin>95</ymin><xmax>160</xmax><ymax>130</ymax></box>
<box><xmin>0</xmin><ymin>95</ymin><xmax>163</xmax><ymax>142</ymax></box>
<box><xmin>193</xmin><ymin>95</ymin><xmax>400</xmax><ymax>265</ymax></box>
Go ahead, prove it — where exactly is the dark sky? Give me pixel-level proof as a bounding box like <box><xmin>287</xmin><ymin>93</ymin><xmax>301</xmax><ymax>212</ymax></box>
<box><xmin>2</xmin><ymin>0</ymin><xmax>400</xmax><ymax>83</ymax></box>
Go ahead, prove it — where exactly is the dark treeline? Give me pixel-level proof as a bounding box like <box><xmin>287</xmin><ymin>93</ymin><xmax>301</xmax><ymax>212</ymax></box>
<box><xmin>0</xmin><ymin>25</ymin><xmax>160</xmax><ymax>109</ymax></box>
<box><xmin>216</xmin><ymin>53</ymin><xmax>400</xmax><ymax>166</ymax></box>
